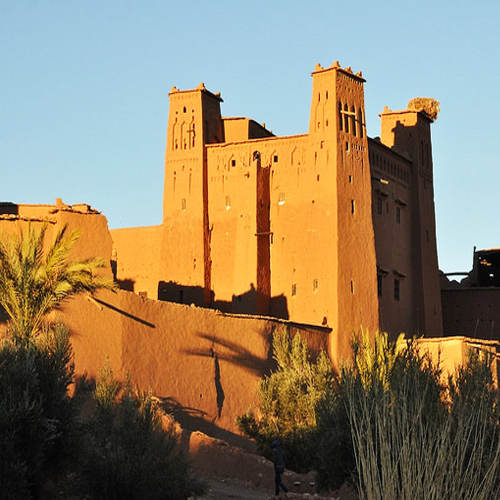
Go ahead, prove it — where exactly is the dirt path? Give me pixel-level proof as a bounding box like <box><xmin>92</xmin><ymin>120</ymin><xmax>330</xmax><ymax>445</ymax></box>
<box><xmin>185</xmin><ymin>430</ymin><xmax>356</xmax><ymax>500</ymax></box>
<box><xmin>195</xmin><ymin>476</ymin><xmax>354</xmax><ymax>500</ymax></box>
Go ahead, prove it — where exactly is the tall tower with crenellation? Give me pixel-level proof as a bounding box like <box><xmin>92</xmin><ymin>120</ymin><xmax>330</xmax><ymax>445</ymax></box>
<box><xmin>301</xmin><ymin>62</ymin><xmax>379</xmax><ymax>362</ymax></box>
<box><xmin>378</xmin><ymin>99</ymin><xmax>442</xmax><ymax>336</ymax></box>
<box><xmin>160</xmin><ymin>83</ymin><xmax>224</xmax><ymax>306</ymax></box>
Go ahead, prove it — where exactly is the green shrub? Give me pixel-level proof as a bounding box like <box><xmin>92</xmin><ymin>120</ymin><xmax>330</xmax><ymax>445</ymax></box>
<box><xmin>237</xmin><ymin>327</ymin><xmax>334</xmax><ymax>472</ymax></box>
<box><xmin>314</xmin><ymin>379</ymin><xmax>354</xmax><ymax>491</ymax></box>
<box><xmin>0</xmin><ymin>340</ymin><xmax>57</xmax><ymax>499</ymax></box>
<box><xmin>81</xmin><ymin>363</ymin><xmax>197</xmax><ymax>500</ymax></box>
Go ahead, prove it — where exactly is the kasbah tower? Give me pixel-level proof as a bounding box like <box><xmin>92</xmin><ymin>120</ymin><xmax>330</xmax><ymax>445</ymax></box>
<box><xmin>112</xmin><ymin>59</ymin><xmax>443</xmax><ymax>366</ymax></box>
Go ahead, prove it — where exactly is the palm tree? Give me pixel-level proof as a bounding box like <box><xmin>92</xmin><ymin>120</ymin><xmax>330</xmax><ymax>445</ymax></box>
<box><xmin>0</xmin><ymin>223</ymin><xmax>116</xmax><ymax>340</ymax></box>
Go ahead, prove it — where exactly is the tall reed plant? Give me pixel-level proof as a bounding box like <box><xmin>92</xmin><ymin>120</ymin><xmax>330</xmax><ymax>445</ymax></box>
<box><xmin>345</xmin><ymin>332</ymin><xmax>500</xmax><ymax>500</ymax></box>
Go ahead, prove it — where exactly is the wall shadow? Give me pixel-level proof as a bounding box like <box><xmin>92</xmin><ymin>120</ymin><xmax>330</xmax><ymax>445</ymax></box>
<box><xmin>161</xmin><ymin>396</ymin><xmax>255</xmax><ymax>450</ymax></box>
<box><xmin>158</xmin><ymin>281</ymin><xmax>207</xmax><ymax>306</ymax></box>
<box><xmin>183</xmin><ymin>331</ymin><xmax>274</xmax><ymax>377</ymax></box>
<box><xmin>0</xmin><ymin>202</ymin><xmax>19</xmax><ymax>215</ymax></box>
<box><xmin>117</xmin><ymin>278</ymin><xmax>135</xmax><ymax>292</ymax></box>
<box><xmin>93</xmin><ymin>297</ymin><xmax>156</xmax><ymax>328</ymax></box>
<box><xmin>158</xmin><ymin>280</ymin><xmax>289</xmax><ymax>319</ymax></box>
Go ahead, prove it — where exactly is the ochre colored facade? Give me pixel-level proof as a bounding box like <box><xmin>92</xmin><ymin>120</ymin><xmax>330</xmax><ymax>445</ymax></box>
<box><xmin>2</xmin><ymin>60</ymin><xmax>494</xmax><ymax>437</ymax></box>
<box><xmin>112</xmin><ymin>61</ymin><xmax>443</xmax><ymax>347</ymax></box>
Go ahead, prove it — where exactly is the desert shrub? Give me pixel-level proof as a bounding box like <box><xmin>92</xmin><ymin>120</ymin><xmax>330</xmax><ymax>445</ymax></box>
<box><xmin>314</xmin><ymin>330</ymin><xmax>436</xmax><ymax>492</ymax></box>
<box><xmin>0</xmin><ymin>340</ymin><xmax>50</xmax><ymax>500</ymax></box>
<box><xmin>313</xmin><ymin>379</ymin><xmax>354</xmax><ymax>491</ymax></box>
<box><xmin>345</xmin><ymin>332</ymin><xmax>500</xmax><ymax>500</ymax></box>
<box><xmin>81</xmin><ymin>363</ymin><xmax>197</xmax><ymax>500</ymax></box>
<box><xmin>0</xmin><ymin>324</ymin><xmax>75</xmax><ymax>499</ymax></box>
<box><xmin>30</xmin><ymin>323</ymin><xmax>76</xmax><ymax>467</ymax></box>
<box><xmin>237</xmin><ymin>327</ymin><xmax>334</xmax><ymax>472</ymax></box>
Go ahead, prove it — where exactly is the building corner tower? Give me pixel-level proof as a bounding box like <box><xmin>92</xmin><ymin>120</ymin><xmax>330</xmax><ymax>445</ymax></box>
<box><xmin>309</xmin><ymin>62</ymin><xmax>379</xmax><ymax>364</ymax></box>
<box><xmin>160</xmin><ymin>83</ymin><xmax>223</xmax><ymax>306</ymax></box>
<box><xmin>379</xmin><ymin>100</ymin><xmax>443</xmax><ymax>336</ymax></box>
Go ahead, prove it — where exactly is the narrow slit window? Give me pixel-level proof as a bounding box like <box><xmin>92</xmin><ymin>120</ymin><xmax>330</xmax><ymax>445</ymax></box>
<box><xmin>394</xmin><ymin>279</ymin><xmax>400</xmax><ymax>301</ymax></box>
<box><xmin>181</xmin><ymin>198</ymin><xmax>187</xmax><ymax>211</ymax></box>
<box><xmin>292</xmin><ymin>284</ymin><xmax>297</xmax><ymax>296</ymax></box>
<box><xmin>338</xmin><ymin>102</ymin><xmax>343</xmax><ymax>131</ymax></box>
<box><xmin>351</xmin><ymin>106</ymin><xmax>357</xmax><ymax>136</ymax></box>
<box><xmin>226</xmin><ymin>196</ymin><xmax>231</xmax><ymax>210</ymax></box>
<box><xmin>358</xmin><ymin>109</ymin><xmax>364</xmax><ymax>138</ymax></box>
<box><xmin>278</xmin><ymin>192</ymin><xmax>285</xmax><ymax>205</ymax></box>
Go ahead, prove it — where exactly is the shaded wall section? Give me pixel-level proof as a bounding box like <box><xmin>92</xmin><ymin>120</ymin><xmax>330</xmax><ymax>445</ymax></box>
<box><xmin>60</xmin><ymin>290</ymin><xmax>331</xmax><ymax>437</ymax></box>
<box><xmin>442</xmin><ymin>288</ymin><xmax>500</xmax><ymax>339</ymax></box>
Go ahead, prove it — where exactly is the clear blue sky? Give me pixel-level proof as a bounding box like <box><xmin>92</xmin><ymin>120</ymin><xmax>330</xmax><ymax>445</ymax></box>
<box><xmin>1</xmin><ymin>0</ymin><xmax>499</xmax><ymax>274</ymax></box>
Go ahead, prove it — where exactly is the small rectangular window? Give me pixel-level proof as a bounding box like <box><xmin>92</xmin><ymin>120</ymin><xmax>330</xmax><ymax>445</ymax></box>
<box><xmin>181</xmin><ymin>199</ymin><xmax>187</xmax><ymax>211</ymax></box>
<box><xmin>231</xmin><ymin>159</ymin><xmax>236</xmax><ymax>167</ymax></box>
<box><xmin>278</xmin><ymin>193</ymin><xmax>285</xmax><ymax>205</ymax></box>
<box><xmin>292</xmin><ymin>283</ymin><xmax>297</xmax><ymax>296</ymax></box>
<box><xmin>377</xmin><ymin>274</ymin><xmax>383</xmax><ymax>297</ymax></box>
<box><xmin>396</xmin><ymin>207</ymin><xmax>401</xmax><ymax>224</ymax></box>
<box><xmin>394</xmin><ymin>278</ymin><xmax>400</xmax><ymax>301</ymax></box>
<box><xmin>351</xmin><ymin>199</ymin><xmax>355</xmax><ymax>215</ymax></box>
<box><xmin>313</xmin><ymin>279</ymin><xmax>319</xmax><ymax>291</ymax></box>
<box><xmin>226</xmin><ymin>196</ymin><xmax>231</xmax><ymax>210</ymax></box>
<box><xmin>273</xmin><ymin>155</ymin><xmax>279</xmax><ymax>163</ymax></box>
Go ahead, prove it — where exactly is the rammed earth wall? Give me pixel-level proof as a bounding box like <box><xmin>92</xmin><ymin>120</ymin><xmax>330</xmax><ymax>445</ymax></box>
<box><xmin>60</xmin><ymin>290</ymin><xmax>331</xmax><ymax>437</ymax></box>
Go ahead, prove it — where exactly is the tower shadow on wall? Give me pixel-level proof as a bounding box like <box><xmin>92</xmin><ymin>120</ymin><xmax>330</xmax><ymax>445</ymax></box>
<box><xmin>158</xmin><ymin>280</ymin><xmax>289</xmax><ymax>319</ymax></box>
<box><xmin>0</xmin><ymin>202</ymin><xmax>19</xmax><ymax>216</ymax></box>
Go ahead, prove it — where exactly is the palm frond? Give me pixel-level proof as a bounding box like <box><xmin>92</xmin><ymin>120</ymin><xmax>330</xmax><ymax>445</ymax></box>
<box><xmin>0</xmin><ymin>223</ymin><xmax>116</xmax><ymax>339</ymax></box>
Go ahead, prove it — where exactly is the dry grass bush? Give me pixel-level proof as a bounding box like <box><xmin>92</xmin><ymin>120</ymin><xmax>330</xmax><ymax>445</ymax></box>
<box><xmin>346</xmin><ymin>331</ymin><xmax>500</xmax><ymax>500</ymax></box>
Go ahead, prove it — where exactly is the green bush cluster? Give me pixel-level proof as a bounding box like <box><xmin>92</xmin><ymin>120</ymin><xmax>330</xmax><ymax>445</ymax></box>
<box><xmin>80</xmin><ymin>362</ymin><xmax>197</xmax><ymax>500</ymax></box>
<box><xmin>236</xmin><ymin>327</ymin><xmax>334</xmax><ymax>472</ymax></box>
<box><xmin>0</xmin><ymin>223</ymin><xmax>197</xmax><ymax>499</ymax></box>
<box><xmin>238</xmin><ymin>327</ymin><xmax>500</xmax><ymax>499</ymax></box>
<box><xmin>0</xmin><ymin>324</ymin><xmax>75</xmax><ymax>500</ymax></box>
<box><xmin>0</xmin><ymin>328</ymin><xmax>198</xmax><ymax>500</ymax></box>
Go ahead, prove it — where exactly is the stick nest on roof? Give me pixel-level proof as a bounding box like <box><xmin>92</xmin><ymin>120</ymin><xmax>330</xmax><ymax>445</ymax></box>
<box><xmin>408</xmin><ymin>97</ymin><xmax>440</xmax><ymax>121</ymax></box>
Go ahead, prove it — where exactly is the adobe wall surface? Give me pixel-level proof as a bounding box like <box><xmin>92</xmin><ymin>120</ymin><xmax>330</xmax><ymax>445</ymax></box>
<box><xmin>442</xmin><ymin>288</ymin><xmax>500</xmax><ymax>339</ymax></box>
<box><xmin>60</xmin><ymin>290</ymin><xmax>332</xmax><ymax>437</ymax></box>
<box><xmin>418</xmin><ymin>336</ymin><xmax>499</xmax><ymax>386</ymax></box>
<box><xmin>379</xmin><ymin>109</ymin><xmax>443</xmax><ymax>336</ymax></box>
<box><xmin>369</xmin><ymin>140</ymin><xmax>416</xmax><ymax>337</ymax></box>
<box><xmin>110</xmin><ymin>225</ymin><xmax>163</xmax><ymax>297</ymax></box>
<box><xmin>0</xmin><ymin>206</ymin><xmax>113</xmax><ymax>278</ymax></box>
